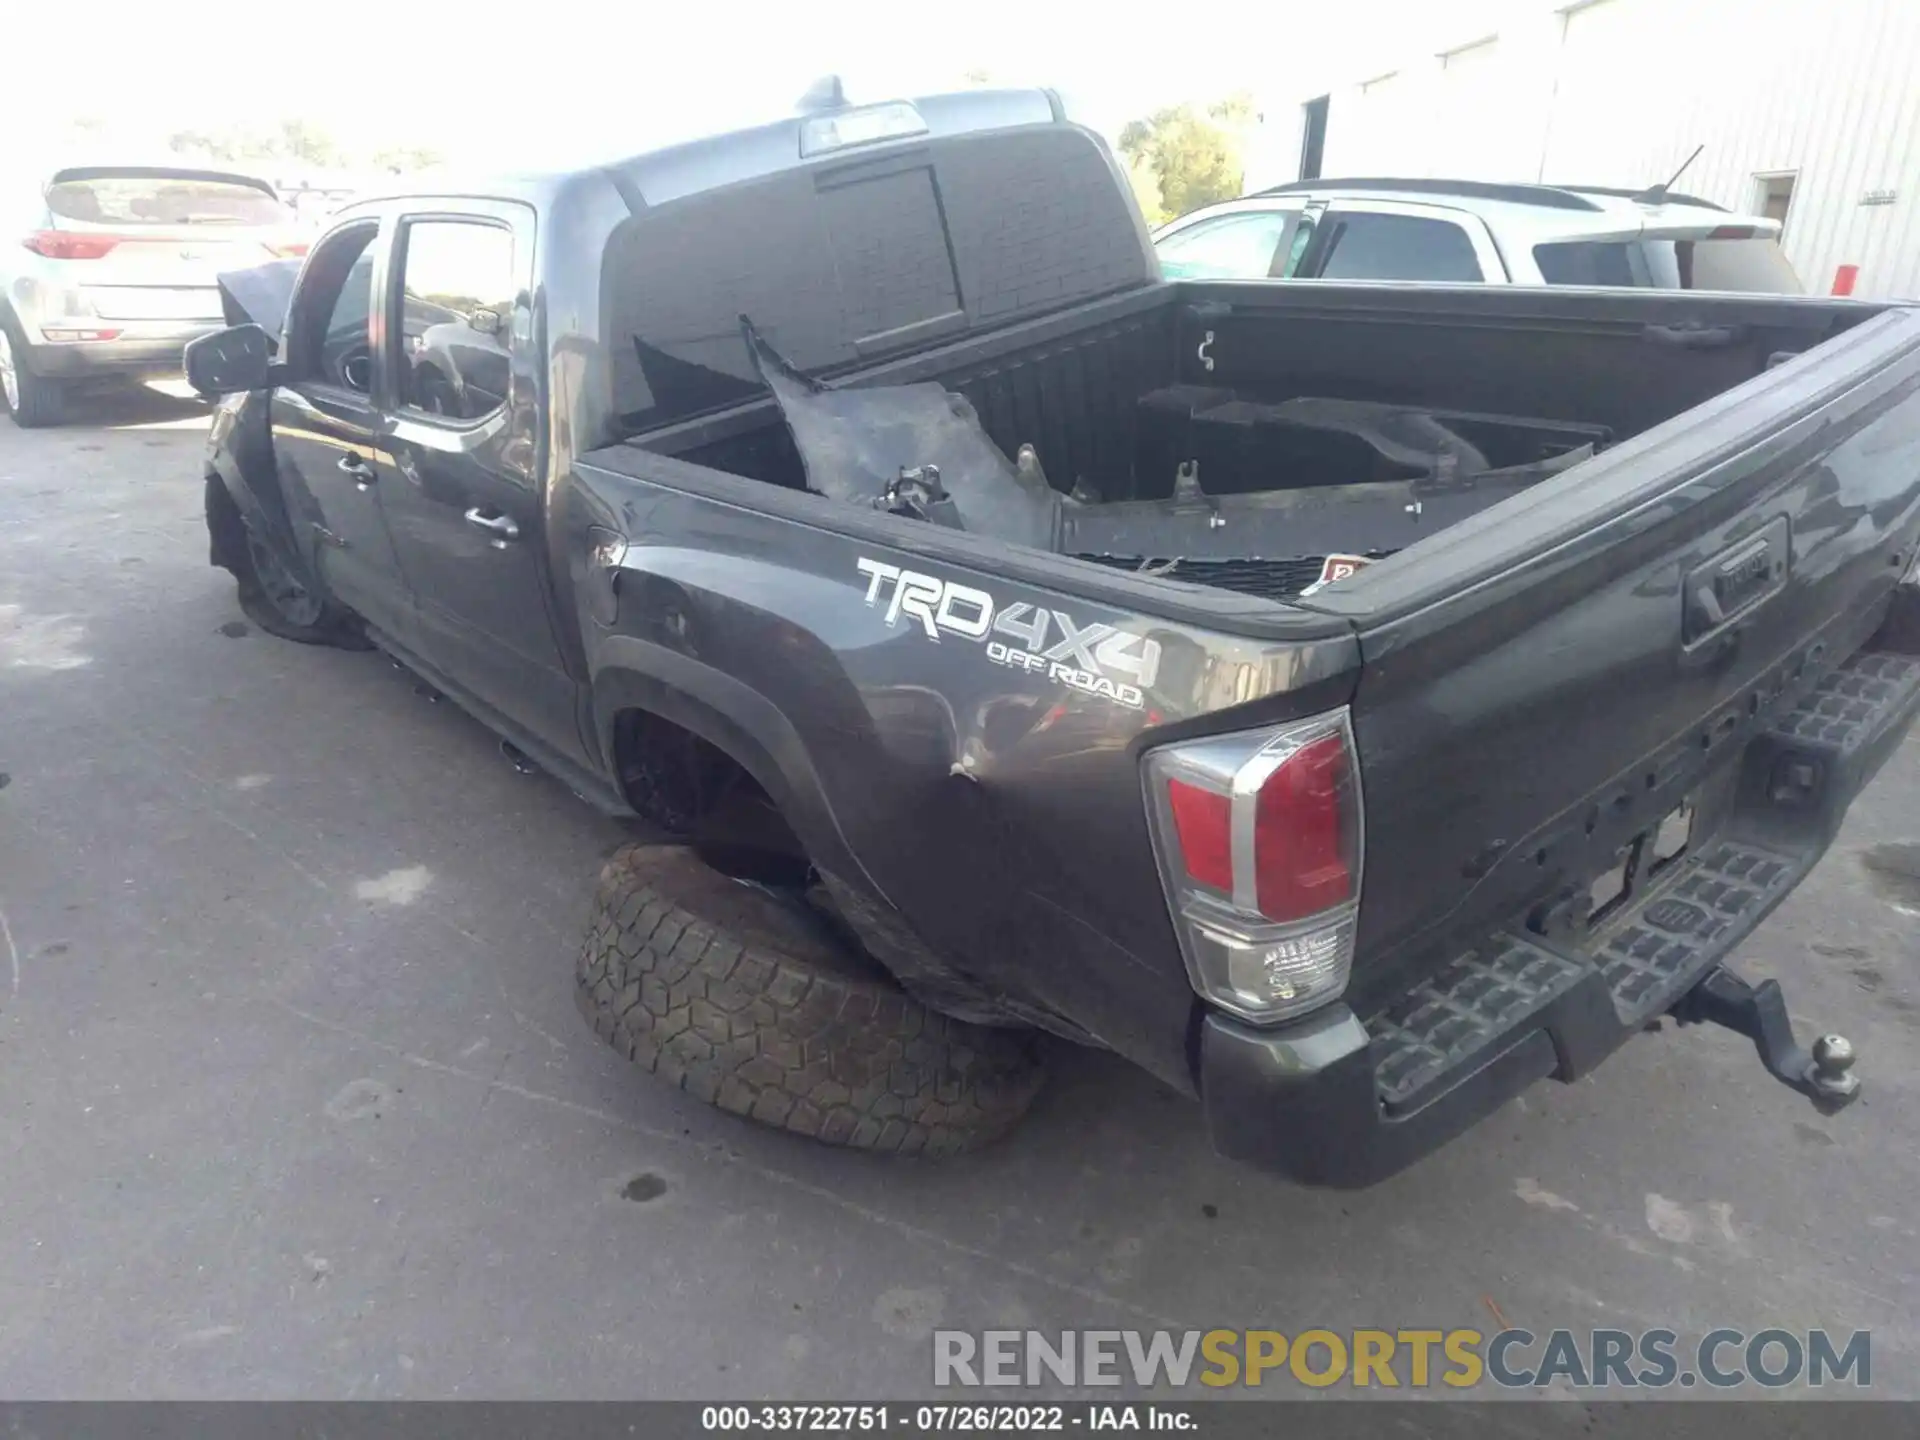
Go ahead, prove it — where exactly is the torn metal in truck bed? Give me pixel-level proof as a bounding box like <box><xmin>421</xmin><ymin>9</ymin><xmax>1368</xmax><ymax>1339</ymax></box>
<box><xmin>750</xmin><ymin>320</ymin><xmax>1603</xmax><ymax>596</ymax></box>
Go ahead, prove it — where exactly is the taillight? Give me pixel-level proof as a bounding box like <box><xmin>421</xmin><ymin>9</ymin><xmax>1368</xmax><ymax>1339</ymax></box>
<box><xmin>269</xmin><ymin>240</ymin><xmax>310</xmax><ymax>259</ymax></box>
<box><xmin>23</xmin><ymin>231</ymin><xmax>123</xmax><ymax>260</ymax></box>
<box><xmin>1144</xmin><ymin>711</ymin><xmax>1363</xmax><ymax>1024</ymax></box>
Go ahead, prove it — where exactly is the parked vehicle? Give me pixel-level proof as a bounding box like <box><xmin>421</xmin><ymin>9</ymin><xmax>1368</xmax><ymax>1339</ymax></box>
<box><xmin>1155</xmin><ymin>178</ymin><xmax>1803</xmax><ymax>292</ymax></box>
<box><xmin>1</xmin><ymin>164</ymin><xmax>304</xmax><ymax>426</ymax></box>
<box><xmin>187</xmin><ymin>88</ymin><xmax>1920</xmax><ymax>1185</ymax></box>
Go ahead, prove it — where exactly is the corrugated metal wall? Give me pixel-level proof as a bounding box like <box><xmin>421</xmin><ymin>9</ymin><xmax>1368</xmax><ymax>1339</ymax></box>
<box><xmin>1276</xmin><ymin>0</ymin><xmax>1920</xmax><ymax>298</ymax></box>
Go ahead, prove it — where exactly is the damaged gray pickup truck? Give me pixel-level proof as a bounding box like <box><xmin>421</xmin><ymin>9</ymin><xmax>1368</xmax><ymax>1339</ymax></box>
<box><xmin>187</xmin><ymin>86</ymin><xmax>1920</xmax><ymax>1186</ymax></box>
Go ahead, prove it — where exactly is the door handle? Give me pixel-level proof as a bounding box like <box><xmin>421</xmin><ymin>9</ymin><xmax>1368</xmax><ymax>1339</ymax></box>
<box><xmin>338</xmin><ymin>454</ymin><xmax>375</xmax><ymax>490</ymax></box>
<box><xmin>464</xmin><ymin>507</ymin><xmax>520</xmax><ymax>547</ymax></box>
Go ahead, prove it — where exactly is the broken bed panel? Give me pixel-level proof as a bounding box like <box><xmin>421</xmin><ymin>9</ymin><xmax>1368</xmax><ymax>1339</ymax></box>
<box><xmin>744</xmin><ymin>318</ymin><xmax>1066</xmax><ymax>551</ymax></box>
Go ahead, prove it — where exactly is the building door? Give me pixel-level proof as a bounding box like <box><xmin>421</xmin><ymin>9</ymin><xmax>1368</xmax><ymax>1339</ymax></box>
<box><xmin>1299</xmin><ymin>96</ymin><xmax>1329</xmax><ymax>181</ymax></box>
<box><xmin>1754</xmin><ymin>173</ymin><xmax>1797</xmax><ymax>233</ymax></box>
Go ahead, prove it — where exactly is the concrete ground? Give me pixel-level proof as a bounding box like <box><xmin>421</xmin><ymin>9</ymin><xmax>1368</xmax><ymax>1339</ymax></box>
<box><xmin>1</xmin><ymin>386</ymin><xmax>1918</xmax><ymax>1401</ymax></box>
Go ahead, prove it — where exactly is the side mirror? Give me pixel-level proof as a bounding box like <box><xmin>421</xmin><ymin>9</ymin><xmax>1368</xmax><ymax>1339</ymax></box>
<box><xmin>183</xmin><ymin>324</ymin><xmax>275</xmax><ymax>396</ymax></box>
<box><xmin>467</xmin><ymin>308</ymin><xmax>502</xmax><ymax>337</ymax></box>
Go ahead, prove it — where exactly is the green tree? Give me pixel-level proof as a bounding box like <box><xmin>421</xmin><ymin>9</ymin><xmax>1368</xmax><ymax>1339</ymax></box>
<box><xmin>167</xmin><ymin>120</ymin><xmax>345</xmax><ymax>168</ymax></box>
<box><xmin>373</xmin><ymin>145</ymin><xmax>446</xmax><ymax>175</ymax></box>
<box><xmin>168</xmin><ymin>129</ymin><xmax>240</xmax><ymax>161</ymax></box>
<box><xmin>1118</xmin><ymin>92</ymin><xmax>1256</xmax><ymax>222</ymax></box>
<box><xmin>1124</xmin><ymin>150</ymin><xmax>1166</xmax><ymax>227</ymax></box>
<box><xmin>275</xmin><ymin>119</ymin><xmax>339</xmax><ymax>168</ymax></box>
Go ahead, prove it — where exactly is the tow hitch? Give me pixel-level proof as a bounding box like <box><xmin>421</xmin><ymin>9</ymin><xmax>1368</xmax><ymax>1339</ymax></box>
<box><xmin>1673</xmin><ymin>966</ymin><xmax>1861</xmax><ymax>1113</ymax></box>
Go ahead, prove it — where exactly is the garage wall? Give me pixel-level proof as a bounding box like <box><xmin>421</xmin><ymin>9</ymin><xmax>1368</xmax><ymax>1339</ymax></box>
<box><xmin>1259</xmin><ymin>0</ymin><xmax>1920</xmax><ymax>299</ymax></box>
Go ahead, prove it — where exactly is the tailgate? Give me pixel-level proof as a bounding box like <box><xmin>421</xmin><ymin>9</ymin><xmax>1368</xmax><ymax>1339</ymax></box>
<box><xmin>80</xmin><ymin>230</ymin><xmax>282</xmax><ymax>320</ymax></box>
<box><xmin>1336</xmin><ymin>308</ymin><xmax>1920</xmax><ymax>1012</ymax></box>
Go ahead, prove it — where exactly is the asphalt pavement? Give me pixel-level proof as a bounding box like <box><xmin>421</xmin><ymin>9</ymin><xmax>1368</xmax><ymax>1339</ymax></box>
<box><xmin>2</xmin><ymin>387</ymin><xmax>1918</xmax><ymax>1400</ymax></box>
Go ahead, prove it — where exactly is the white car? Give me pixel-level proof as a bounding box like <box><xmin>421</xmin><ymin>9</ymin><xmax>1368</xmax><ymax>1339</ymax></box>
<box><xmin>1154</xmin><ymin>178</ymin><xmax>1801</xmax><ymax>293</ymax></box>
<box><xmin>2</xmin><ymin>164</ymin><xmax>306</xmax><ymax>426</ymax></box>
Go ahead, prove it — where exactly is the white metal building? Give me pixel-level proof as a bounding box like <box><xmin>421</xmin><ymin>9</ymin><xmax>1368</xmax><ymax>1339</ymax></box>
<box><xmin>1248</xmin><ymin>0</ymin><xmax>1920</xmax><ymax>298</ymax></box>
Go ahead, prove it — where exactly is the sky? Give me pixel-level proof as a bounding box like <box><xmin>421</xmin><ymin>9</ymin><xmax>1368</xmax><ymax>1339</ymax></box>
<box><xmin>8</xmin><ymin>0</ymin><xmax>1454</xmax><ymax>176</ymax></box>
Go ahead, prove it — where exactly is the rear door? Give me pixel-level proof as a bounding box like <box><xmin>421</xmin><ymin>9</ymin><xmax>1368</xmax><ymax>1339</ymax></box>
<box><xmin>1298</xmin><ymin>200</ymin><xmax>1506</xmax><ymax>282</ymax></box>
<box><xmin>374</xmin><ymin>204</ymin><xmax>586</xmax><ymax>766</ymax></box>
<box><xmin>267</xmin><ymin>217</ymin><xmax>415</xmax><ymax>640</ymax></box>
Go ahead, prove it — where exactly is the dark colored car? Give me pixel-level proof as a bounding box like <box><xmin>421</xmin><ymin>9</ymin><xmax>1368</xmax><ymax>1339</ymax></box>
<box><xmin>187</xmin><ymin>86</ymin><xmax>1920</xmax><ymax>1185</ymax></box>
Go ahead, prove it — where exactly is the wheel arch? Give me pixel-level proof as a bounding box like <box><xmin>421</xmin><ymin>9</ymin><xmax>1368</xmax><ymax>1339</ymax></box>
<box><xmin>591</xmin><ymin>634</ymin><xmax>872</xmax><ymax>893</ymax></box>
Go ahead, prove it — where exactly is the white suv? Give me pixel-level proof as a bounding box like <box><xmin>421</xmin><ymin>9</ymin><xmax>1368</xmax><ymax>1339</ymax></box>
<box><xmin>1154</xmin><ymin>178</ymin><xmax>1801</xmax><ymax>293</ymax></box>
<box><xmin>2</xmin><ymin>164</ymin><xmax>304</xmax><ymax>426</ymax></box>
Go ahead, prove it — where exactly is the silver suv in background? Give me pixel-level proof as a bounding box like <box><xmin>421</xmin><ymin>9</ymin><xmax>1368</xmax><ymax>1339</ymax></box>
<box><xmin>2</xmin><ymin>165</ymin><xmax>304</xmax><ymax>426</ymax></box>
<box><xmin>1154</xmin><ymin>178</ymin><xmax>1802</xmax><ymax>293</ymax></box>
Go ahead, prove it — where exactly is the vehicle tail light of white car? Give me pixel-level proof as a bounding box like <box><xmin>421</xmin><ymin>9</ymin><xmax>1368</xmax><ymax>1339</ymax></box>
<box><xmin>1143</xmin><ymin>710</ymin><xmax>1363</xmax><ymax>1024</ymax></box>
<box><xmin>26</xmin><ymin>230</ymin><xmax>308</xmax><ymax>261</ymax></box>
<box><xmin>22</xmin><ymin>231</ymin><xmax>125</xmax><ymax>260</ymax></box>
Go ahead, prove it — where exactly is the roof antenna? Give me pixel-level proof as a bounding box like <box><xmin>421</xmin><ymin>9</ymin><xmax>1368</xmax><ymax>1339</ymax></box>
<box><xmin>797</xmin><ymin>75</ymin><xmax>848</xmax><ymax>112</ymax></box>
<box><xmin>1639</xmin><ymin>144</ymin><xmax>1703</xmax><ymax>205</ymax></box>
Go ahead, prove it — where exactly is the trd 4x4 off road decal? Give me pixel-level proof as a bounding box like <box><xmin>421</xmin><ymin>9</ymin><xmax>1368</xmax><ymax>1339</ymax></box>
<box><xmin>856</xmin><ymin>558</ymin><xmax>1161</xmax><ymax>709</ymax></box>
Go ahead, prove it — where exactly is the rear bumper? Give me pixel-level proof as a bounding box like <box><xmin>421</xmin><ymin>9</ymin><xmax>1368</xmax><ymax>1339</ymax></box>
<box><xmin>1200</xmin><ymin>622</ymin><xmax>1920</xmax><ymax>1188</ymax></box>
<box><xmin>23</xmin><ymin>328</ymin><xmax>211</xmax><ymax>380</ymax></box>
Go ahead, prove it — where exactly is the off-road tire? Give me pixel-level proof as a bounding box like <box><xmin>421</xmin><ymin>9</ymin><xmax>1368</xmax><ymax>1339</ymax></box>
<box><xmin>0</xmin><ymin>311</ymin><xmax>65</xmax><ymax>428</ymax></box>
<box><xmin>577</xmin><ymin>844</ymin><xmax>1045</xmax><ymax>1156</ymax></box>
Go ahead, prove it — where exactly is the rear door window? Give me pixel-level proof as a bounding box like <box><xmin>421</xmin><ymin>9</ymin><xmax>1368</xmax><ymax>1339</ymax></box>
<box><xmin>45</xmin><ymin>170</ymin><xmax>284</xmax><ymax>227</ymax></box>
<box><xmin>1155</xmin><ymin>209</ymin><xmax>1300</xmax><ymax>280</ymax></box>
<box><xmin>1311</xmin><ymin>210</ymin><xmax>1485</xmax><ymax>282</ymax></box>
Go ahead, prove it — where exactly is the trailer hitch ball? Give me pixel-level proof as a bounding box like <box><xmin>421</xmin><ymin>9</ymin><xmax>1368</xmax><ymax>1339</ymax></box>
<box><xmin>1810</xmin><ymin>1033</ymin><xmax>1859</xmax><ymax>1103</ymax></box>
<box><xmin>1673</xmin><ymin>966</ymin><xmax>1862</xmax><ymax>1113</ymax></box>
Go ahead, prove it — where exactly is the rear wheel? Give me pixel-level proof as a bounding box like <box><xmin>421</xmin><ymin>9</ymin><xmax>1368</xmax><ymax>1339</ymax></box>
<box><xmin>0</xmin><ymin>314</ymin><xmax>65</xmax><ymax>428</ymax></box>
<box><xmin>577</xmin><ymin>844</ymin><xmax>1045</xmax><ymax>1156</ymax></box>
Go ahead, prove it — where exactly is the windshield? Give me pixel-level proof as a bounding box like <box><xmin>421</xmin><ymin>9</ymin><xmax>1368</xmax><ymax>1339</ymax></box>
<box><xmin>46</xmin><ymin>171</ymin><xmax>284</xmax><ymax>227</ymax></box>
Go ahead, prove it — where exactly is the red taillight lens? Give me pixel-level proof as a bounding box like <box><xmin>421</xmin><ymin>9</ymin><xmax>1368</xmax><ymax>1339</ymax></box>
<box><xmin>269</xmin><ymin>240</ymin><xmax>310</xmax><ymax>259</ymax></box>
<box><xmin>1253</xmin><ymin>732</ymin><xmax>1354</xmax><ymax>921</ymax></box>
<box><xmin>1167</xmin><ymin>777</ymin><xmax>1233</xmax><ymax>892</ymax></box>
<box><xmin>23</xmin><ymin>230</ymin><xmax>122</xmax><ymax>260</ymax></box>
<box><xmin>1145</xmin><ymin>711</ymin><xmax>1364</xmax><ymax>1024</ymax></box>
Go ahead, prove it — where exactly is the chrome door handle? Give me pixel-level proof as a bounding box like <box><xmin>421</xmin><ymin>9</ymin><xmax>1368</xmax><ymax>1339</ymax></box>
<box><xmin>464</xmin><ymin>508</ymin><xmax>520</xmax><ymax>547</ymax></box>
<box><xmin>338</xmin><ymin>454</ymin><xmax>375</xmax><ymax>489</ymax></box>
